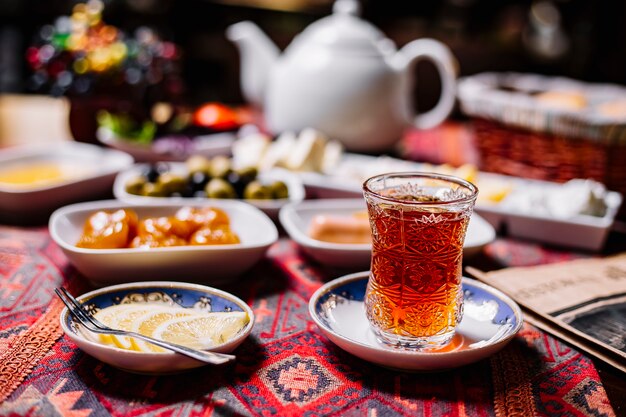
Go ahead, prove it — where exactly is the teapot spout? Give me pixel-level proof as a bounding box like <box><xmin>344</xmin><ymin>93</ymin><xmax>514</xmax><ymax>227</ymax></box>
<box><xmin>226</xmin><ymin>21</ymin><xmax>280</xmax><ymax>109</ymax></box>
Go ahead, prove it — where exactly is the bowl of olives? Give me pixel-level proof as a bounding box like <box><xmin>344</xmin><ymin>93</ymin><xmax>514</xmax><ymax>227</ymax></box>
<box><xmin>113</xmin><ymin>155</ymin><xmax>305</xmax><ymax>218</ymax></box>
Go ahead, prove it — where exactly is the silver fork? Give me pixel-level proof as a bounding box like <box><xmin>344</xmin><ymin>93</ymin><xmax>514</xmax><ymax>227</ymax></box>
<box><xmin>55</xmin><ymin>287</ymin><xmax>236</xmax><ymax>365</ymax></box>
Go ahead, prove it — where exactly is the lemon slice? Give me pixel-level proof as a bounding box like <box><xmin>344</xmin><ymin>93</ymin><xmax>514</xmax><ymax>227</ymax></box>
<box><xmin>130</xmin><ymin>308</ymin><xmax>206</xmax><ymax>352</ymax></box>
<box><xmin>88</xmin><ymin>304</ymin><xmax>249</xmax><ymax>354</ymax></box>
<box><xmin>151</xmin><ymin>311</ymin><xmax>249</xmax><ymax>350</ymax></box>
<box><xmin>92</xmin><ymin>304</ymin><xmax>150</xmax><ymax>347</ymax></box>
<box><xmin>93</xmin><ymin>304</ymin><xmax>186</xmax><ymax>350</ymax></box>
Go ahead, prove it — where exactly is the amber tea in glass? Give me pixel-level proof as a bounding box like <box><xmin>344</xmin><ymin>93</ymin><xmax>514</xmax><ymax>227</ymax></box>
<box><xmin>362</xmin><ymin>172</ymin><xmax>478</xmax><ymax>349</ymax></box>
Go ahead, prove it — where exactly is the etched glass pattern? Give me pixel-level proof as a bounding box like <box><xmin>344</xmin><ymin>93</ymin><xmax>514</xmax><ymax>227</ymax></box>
<box><xmin>363</xmin><ymin>173</ymin><xmax>477</xmax><ymax>349</ymax></box>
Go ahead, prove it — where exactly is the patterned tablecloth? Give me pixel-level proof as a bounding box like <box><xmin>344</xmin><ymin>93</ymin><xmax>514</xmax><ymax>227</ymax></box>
<box><xmin>0</xmin><ymin>225</ymin><xmax>616</xmax><ymax>417</ymax></box>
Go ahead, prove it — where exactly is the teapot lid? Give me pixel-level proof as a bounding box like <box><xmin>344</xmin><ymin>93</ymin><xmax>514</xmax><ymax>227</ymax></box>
<box><xmin>293</xmin><ymin>0</ymin><xmax>395</xmax><ymax>54</ymax></box>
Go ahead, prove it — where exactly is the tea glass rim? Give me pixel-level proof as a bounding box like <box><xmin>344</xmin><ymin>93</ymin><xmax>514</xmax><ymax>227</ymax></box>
<box><xmin>362</xmin><ymin>171</ymin><xmax>478</xmax><ymax>206</ymax></box>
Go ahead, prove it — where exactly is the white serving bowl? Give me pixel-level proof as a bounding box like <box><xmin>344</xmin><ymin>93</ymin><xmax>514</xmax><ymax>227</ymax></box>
<box><xmin>59</xmin><ymin>281</ymin><xmax>255</xmax><ymax>374</ymax></box>
<box><xmin>279</xmin><ymin>199</ymin><xmax>496</xmax><ymax>269</ymax></box>
<box><xmin>49</xmin><ymin>200</ymin><xmax>278</xmax><ymax>286</ymax></box>
<box><xmin>113</xmin><ymin>163</ymin><xmax>305</xmax><ymax>219</ymax></box>
<box><xmin>0</xmin><ymin>142</ymin><xmax>133</xmax><ymax>223</ymax></box>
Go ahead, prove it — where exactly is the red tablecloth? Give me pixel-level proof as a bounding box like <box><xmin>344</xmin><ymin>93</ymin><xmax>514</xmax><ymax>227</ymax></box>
<box><xmin>0</xmin><ymin>226</ymin><xmax>616</xmax><ymax>417</ymax></box>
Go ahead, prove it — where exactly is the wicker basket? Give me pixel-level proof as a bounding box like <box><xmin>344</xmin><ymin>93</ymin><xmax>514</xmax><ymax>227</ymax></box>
<box><xmin>458</xmin><ymin>72</ymin><xmax>626</xmax><ymax>217</ymax></box>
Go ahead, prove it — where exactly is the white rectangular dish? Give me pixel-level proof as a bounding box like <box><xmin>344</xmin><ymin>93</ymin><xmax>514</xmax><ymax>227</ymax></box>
<box><xmin>476</xmin><ymin>180</ymin><xmax>622</xmax><ymax>251</ymax></box>
<box><xmin>0</xmin><ymin>142</ymin><xmax>133</xmax><ymax>223</ymax></box>
<box><xmin>279</xmin><ymin>199</ymin><xmax>496</xmax><ymax>269</ymax></box>
<box><xmin>49</xmin><ymin>200</ymin><xmax>278</xmax><ymax>286</ymax></box>
<box><xmin>298</xmin><ymin>153</ymin><xmax>622</xmax><ymax>251</ymax></box>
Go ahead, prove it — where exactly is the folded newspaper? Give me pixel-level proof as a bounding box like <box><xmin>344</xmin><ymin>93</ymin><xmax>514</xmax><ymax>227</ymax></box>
<box><xmin>467</xmin><ymin>254</ymin><xmax>626</xmax><ymax>372</ymax></box>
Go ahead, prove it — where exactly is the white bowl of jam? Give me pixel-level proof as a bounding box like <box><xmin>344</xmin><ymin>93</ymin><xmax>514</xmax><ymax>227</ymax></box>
<box><xmin>0</xmin><ymin>142</ymin><xmax>133</xmax><ymax>223</ymax></box>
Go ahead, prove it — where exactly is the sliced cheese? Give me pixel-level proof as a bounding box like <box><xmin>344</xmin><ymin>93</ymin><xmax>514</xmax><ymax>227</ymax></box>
<box><xmin>259</xmin><ymin>131</ymin><xmax>296</xmax><ymax>171</ymax></box>
<box><xmin>285</xmin><ymin>128</ymin><xmax>328</xmax><ymax>172</ymax></box>
<box><xmin>232</xmin><ymin>132</ymin><xmax>271</xmax><ymax>169</ymax></box>
<box><xmin>321</xmin><ymin>140</ymin><xmax>344</xmax><ymax>174</ymax></box>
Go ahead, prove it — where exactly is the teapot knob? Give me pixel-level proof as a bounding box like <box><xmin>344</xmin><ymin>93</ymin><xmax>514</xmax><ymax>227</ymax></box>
<box><xmin>333</xmin><ymin>0</ymin><xmax>360</xmax><ymax>16</ymax></box>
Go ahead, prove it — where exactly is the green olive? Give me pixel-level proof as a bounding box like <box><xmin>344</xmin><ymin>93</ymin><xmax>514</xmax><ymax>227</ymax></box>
<box><xmin>244</xmin><ymin>181</ymin><xmax>272</xmax><ymax>200</ymax></box>
<box><xmin>125</xmin><ymin>176</ymin><xmax>147</xmax><ymax>195</ymax></box>
<box><xmin>142</xmin><ymin>182</ymin><xmax>167</xmax><ymax>197</ymax></box>
<box><xmin>209</xmin><ymin>156</ymin><xmax>232</xmax><ymax>178</ymax></box>
<box><xmin>237</xmin><ymin>166</ymin><xmax>258</xmax><ymax>181</ymax></box>
<box><xmin>186</xmin><ymin>155</ymin><xmax>212</xmax><ymax>175</ymax></box>
<box><xmin>205</xmin><ymin>178</ymin><xmax>236</xmax><ymax>199</ymax></box>
<box><xmin>157</xmin><ymin>172</ymin><xmax>187</xmax><ymax>195</ymax></box>
<box><xmin>269</xmin><ymin>180</ymin><xmax>289</xmax><ymax>199</ymax></box>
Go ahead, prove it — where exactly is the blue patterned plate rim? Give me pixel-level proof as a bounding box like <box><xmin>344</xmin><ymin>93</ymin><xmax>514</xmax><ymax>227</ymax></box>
<box><xmin>62</xmin><ymin>281</ymin><xmax>255</xmax><ymax>348</ymax></box>
<box><xmin>309</xmin><ymin>271</ymin><xmax>524</xmax><ymax>359</ymax></box>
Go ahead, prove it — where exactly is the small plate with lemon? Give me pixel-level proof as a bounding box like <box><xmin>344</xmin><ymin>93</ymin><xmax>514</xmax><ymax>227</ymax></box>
<box><xmin>59</xmin><ymin>281</ymin><xmax>254</xmax><ymax>374</ymax></box>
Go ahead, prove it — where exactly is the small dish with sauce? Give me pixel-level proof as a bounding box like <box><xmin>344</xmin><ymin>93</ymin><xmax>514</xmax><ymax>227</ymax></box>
<box><xmin>279</xmin><ymin>199</ymin><xmax>496</xmax><ymax>269</ymax></box>
<box><xmin>0</xmin><ymin>142</ymin><xmax>133</xmax><ymax>223</ymax></box>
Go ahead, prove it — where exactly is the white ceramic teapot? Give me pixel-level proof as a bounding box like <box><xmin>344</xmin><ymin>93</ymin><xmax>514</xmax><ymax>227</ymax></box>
<box><xmin>227</xmin><ymin>0</ymin><xmax>457</xmax><ymax>153</ymax></box>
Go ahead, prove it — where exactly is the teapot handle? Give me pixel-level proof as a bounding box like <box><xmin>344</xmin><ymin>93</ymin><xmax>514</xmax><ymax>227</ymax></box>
<box><xmin>397</xmin><ymin>38</ymin><xmax>457</xmax><ymax>129</ymax></box>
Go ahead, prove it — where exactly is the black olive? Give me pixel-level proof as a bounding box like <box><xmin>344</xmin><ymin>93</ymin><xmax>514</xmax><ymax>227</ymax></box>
<box><xmin>189</xmin><ymin>171</ymin><xmax>210</xmax><ymax>192</ymax></box>
<box><xmin>142</xmin><ymin>163</ymin><xmax>170</xmax><ymax>183</ymax></box>
<box><xmin>172</xmin><ymin>184</ymin><xmax>194</xmax><ymax>198</ymax></box>
<box><xmin>227</xmin><ymin>171</ymin><xmax>250</xmax><ymax>198</ymax></box>
<box><xmin>181</xmin><ymin>185</ymin><xmax>194</xmax><ymax>197</ymax></box>
<box><xmin>143</xmin><ymin>167</ymin><xmax>159</xmax><ymax>183</ymax></box>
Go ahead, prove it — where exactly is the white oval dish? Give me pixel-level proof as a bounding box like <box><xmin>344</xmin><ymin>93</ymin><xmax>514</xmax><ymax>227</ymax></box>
<box><xmin>113</xmin><ymin>163</ymin><xmax>305</xmax><ymax>219</ymax></box>
<box><xmin>59</xmin><ymin>281</ymin><xmax>254</xmax><ymax>374</ymax></box>
<box><xmin>99</xmin><ymin>130</ymin><xmax>235</xmax><ymax>163</ymax></box>
<box><xmin>299</xmin><ymin>153</ymin><xmax>623</xmax><ymax>252</ymax></box>
<box><xmin>49</xmin><ymin>200</ymin><xmax>277</xmax><ymax>286</ymax></box>
<box><xmin>0</xmin><ymin>142</ymin><xmax>133</xmax><ymax>223</ymax></box>
<box><xmin>309</xmin><ymin>271</ymin><xmax>523</xmax><ymax>372</ymax></box>
<box><xmin>279</xmin><ymin>199</ymin><xmax>496</xmax><ymax>269</ymax></box>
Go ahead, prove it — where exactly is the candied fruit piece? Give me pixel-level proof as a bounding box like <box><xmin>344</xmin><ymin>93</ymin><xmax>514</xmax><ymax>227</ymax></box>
<box><xmin>133</xmin><ymin>217</ymin><xmax>189</xmax><ymax>246</ymax></box>
<box><xmin>129</xmin><ymin>234</ymin><xmax>187</xmax><ymax>248</ymax></box>
<box><xmin>189</xmin><ymin>225</ymin><xmax>240</xmax><ymax>245</ymax></box>
<box><xmin>76</xmin><ymin>209</ymin><xmax>138</xmax><ymax>249</ymax></box>
<box><xmin>174</xmin><ymin>207</ymin><xmax>230</xmax><ymax>230</ymax></box>
<box><xmin>76</xmin><ymin>206</ymin><xmax>238</xmax><ymax>249</ymax></box>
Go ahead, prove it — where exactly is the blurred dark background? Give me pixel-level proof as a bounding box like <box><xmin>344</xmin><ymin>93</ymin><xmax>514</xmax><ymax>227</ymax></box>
<box><xmin>1</xmin><ymin>0</ymin><xmax>625</xmax><ymax>109</ymax></box>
